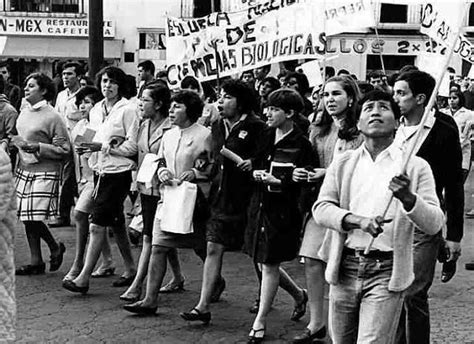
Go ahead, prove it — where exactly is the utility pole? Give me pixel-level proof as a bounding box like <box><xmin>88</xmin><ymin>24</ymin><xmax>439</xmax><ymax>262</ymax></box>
<box><xmin>89</xmin><ymin>0</ymin><xmax>104</xmax><ymax>79</ymax></box>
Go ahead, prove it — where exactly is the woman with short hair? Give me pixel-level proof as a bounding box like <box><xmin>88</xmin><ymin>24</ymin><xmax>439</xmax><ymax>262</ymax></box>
<box><xmin>119</xmin><ymin>83</ymin><xmax>175</xmax><ymax>302</ymax></box>
<box><xmin>63</xmin><ymin>66</ymin><xmax>138</xmax><ymax>294</ymax></box>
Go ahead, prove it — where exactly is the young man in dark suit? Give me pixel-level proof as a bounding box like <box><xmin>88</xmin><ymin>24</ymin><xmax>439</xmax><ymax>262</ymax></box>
<box><xmin>393</xmin><ymin>70</ymin><xmax>464</xmax><ymax>344</ymax></box>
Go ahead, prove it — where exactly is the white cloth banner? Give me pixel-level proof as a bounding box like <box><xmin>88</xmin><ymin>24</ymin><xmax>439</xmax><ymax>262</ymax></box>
<box><xmin>165</xmin><ymin>0</ymin><xmax>375</xmax><ymax>85</ymax></box>
<box><xmin>420</xmin><ymin>1</ymin><xmax>474</xmax><ymax>64</ymax></box>
<box><xmin>156</xmin><ymin>181</ymin><xmax>197</xmax><ymax>234</ymax></box>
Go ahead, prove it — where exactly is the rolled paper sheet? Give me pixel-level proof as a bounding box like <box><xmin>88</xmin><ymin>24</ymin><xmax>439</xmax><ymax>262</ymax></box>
<box><xmin>220</xmin><ymin>146</ymin><xmax>244</xmax><ymax>165</ymax></box>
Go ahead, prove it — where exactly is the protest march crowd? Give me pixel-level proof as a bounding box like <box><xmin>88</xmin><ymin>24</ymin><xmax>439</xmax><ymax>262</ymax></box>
<box><xmin>0</xmin><ymin>54</ymin><xmax>472</xmax><ymax>343</ymax></box>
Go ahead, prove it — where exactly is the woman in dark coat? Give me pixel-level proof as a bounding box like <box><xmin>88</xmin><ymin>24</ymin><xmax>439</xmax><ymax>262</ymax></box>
<box><xmin>246</xmin><ymin>89</ymin><xmax>316</xmax><ymax>343</ymax></box>
<box><xmin>180</xmin><ymin>79</ymin><xmax>266</xmax><ymax>323</ymax></box>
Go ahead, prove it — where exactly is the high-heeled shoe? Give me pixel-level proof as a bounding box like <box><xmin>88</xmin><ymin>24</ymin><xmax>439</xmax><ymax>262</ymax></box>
<box><xmin>159</xmin><ymin>279</ymin><xmax>185</xmax><ymax>293</ymax></box>
<box><xmin>91</xmin><ymin>267</ymin><xmax>116</xmax><ymax>278</ymax></box>
<box><xmin>62</xmin><ymin>280</ymin><xmax>89</xmax><ymax>295</ymax></box>
<box><xmin>62</xmin><ymin>269</ymin><xmax>81</xmax><ymax>282</ymax></box>
<box><xmin>123</xmin><ymin>301</ymin><xmax>157</xmax><ymax>315</ymax></box>
<box><xmin>179</xmin><ymin>307</ymin><xmax>211</xmax><ymax>324</ymax></box>
<box><xmin>248</xmin><ymin>327</ymin><xmax>265</xmax><ymax>344</ymax></box>
<box><xmin>290</xmin><ymin>289</ymin><xmax>308</xmax><ymax>321</ymax></box>
<box><xmin>292</xmin><ymin>326</ymin><xmax>327</xmax><ymax>344</ymax></box>
<box><xmin>120</xmin><ymin>288</ymin><xmax>142</xmax><ymax>303</ymax></box>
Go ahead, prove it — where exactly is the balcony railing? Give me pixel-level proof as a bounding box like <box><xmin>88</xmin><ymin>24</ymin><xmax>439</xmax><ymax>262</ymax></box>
<box><xmin>3</xmin><ymin>0</ymin><xmax>83</xmax><ymax>13</ymax></box>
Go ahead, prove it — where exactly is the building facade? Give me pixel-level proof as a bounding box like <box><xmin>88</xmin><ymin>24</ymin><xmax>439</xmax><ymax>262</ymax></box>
<box><xmin>1</xmin><ymin>0</ymin><xmax>474</xmax><ymax>86</ymax></box>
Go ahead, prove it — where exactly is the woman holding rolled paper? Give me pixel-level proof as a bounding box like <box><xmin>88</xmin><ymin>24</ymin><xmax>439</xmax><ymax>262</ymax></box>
<box><xmin>123</xmin><ymin>89</ymin><xmax>212</xmax><ymax>315</ymax></box>
<box><xmin>292</xmin><ymin>75</ymin><xmax>363</xmax><ymax>343</ymax></box>
<box><xmin>180</xmin><ymin>79</ymin><xmax>266</xmax><ymax>323</ymax></box>
<box><xmin>246</xmin><ymin>88</ymin><xmax>316</xmax><ymax>343</ymax></box>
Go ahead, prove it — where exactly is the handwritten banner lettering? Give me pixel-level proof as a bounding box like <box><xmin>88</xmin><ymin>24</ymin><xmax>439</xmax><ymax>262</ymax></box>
<box><xmin>165</xmin><ymin>0</ymin><xmax>375</xmax><ymax>85</ymax></box>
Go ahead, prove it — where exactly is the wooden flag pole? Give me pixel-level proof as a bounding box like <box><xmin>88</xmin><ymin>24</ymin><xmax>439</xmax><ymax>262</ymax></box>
<box><xmin>364</xmin><ymin>1</ymin><xmax>469</xmax><ymax>254</ymax></box>
<box><xmin>373</xmin><ymin>1</ymin><xmax>386</xmax><ymax>76</ymax></box>
<box><xmin>213</xmin><ymin>40</ymin><xmax>221</xmax><ymax>92</ymax></box>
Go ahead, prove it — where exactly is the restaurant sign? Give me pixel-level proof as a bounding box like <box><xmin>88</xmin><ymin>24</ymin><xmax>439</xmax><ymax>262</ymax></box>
<box><xmin>0</xmin><ymin>16</ymin><xmax>114</xmax><ymax>37</ymax></box>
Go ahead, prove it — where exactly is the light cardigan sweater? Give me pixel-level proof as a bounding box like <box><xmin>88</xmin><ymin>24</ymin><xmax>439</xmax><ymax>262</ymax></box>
<box><xmin>313</xmin><ymin>145</ymin><xmax>444</xmax><ymax>292</ymax></box>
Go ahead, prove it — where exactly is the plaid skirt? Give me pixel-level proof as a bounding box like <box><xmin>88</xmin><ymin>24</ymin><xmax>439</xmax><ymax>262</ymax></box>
<box><xmin>15</xmin><ymin>168</ymin><xmax>61</xmax><ymax>221</ymax></box>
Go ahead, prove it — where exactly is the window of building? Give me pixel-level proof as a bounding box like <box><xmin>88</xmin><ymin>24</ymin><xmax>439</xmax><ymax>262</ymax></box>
<box><xmin>379</xmin><ymin>4</ymin><xmax>408</xmax><ymax>23</ymax></box>
<box><xmin>139</xmin><ymin>31</ymin><xmax>166</xmax><ymax>50</ymax></box>
<box><xmin>366</xmin><ymin>54</ymin><xmax>415</xmax><ymax>78</ymax></box>
<box><xmin>7</xmin><ymin>0</ymin><xmax>82</xmax><ymax>13</ymax></box>
<box><xmin>193</xmin><ymin>0</ymin><xmax>221</xmax><ymax>17</ymax></box>
<box><xmin>124</xmin><ymin>52</ymin><xmax>135</xmax><ymax>63</ymax></box>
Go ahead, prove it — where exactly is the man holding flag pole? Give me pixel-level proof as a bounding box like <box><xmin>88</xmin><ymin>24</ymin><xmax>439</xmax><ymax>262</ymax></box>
<box><xmin>313</xmin><ymin>89</ymin><xmax>445</xmax><ymax>344</ymax></box>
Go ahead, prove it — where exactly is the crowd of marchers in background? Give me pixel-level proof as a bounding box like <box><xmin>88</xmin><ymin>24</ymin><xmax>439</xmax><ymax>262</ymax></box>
<box><xmin>0</xmin><ymin>58</ymin><xmax>471</xmax><ymax>344</ymax></box>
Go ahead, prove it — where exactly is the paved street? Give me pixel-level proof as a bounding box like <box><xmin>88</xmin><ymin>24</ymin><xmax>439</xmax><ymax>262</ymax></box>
<box><xmin>14</xmin><ymin>179</ymin><xmax>474</xmax><ymax>343</ymax></box>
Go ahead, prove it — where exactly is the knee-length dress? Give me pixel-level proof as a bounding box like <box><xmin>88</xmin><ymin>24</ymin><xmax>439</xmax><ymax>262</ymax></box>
<box><xmin>245</xmin><ymin>126</ymin><xmax>316</xmax><ymax>264</ymax></box>
<box><xmin>206</xmin><ymin>114</ymin><xmax>266</xmax><ymax>250</ymax></box>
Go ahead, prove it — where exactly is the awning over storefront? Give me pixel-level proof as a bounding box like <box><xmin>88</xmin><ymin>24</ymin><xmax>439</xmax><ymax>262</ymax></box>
<box><xmin>0</xmin><ymin>37</ymin><xmax>122</xmax><ymax>60</ymax></box>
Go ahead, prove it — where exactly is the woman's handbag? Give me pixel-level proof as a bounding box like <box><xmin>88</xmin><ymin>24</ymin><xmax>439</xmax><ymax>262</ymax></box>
<box><xmin>155</xmin><ymin>181</ymin><xmax>197</xmax><ymax>234</ymax></box>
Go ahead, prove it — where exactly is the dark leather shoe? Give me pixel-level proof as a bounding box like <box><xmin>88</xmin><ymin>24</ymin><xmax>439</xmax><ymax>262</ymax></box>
<box><xmin>15</xmin><ymin>263</ymin><xmax>46</xmax><ymax>275</ymax></box>
<box><xmin>249</xmin><ymin>299</ymin><xmax>260</xmax><ymax>314</ymax></box>
<box><xmin>292</xmin><ymin>326</ymin><xmax>327</xmax><ymax>344</ymax></box>
<box><xmin>291</xmin><ymin>289</ymin><xmax>308</xmax><ymax>321</ymax></box>
<box><xmin>123</xmin><ymin>302</ymin><xmax>157</xmax><ymax>315</ymax></box>
<box><xmin>112</xmin><ymin>275</ymin><xmax>136</xmax><ymax>287</ymax></box>
<box><xmin>50</xmin><ymin>242</ymin><xmax>66</xmax><ymax>272</ymax></box>
<box><xmin>441</xmin><ymin>261</ymin><xmax>457</xmax><ymax>283</ymax></box>
<box><xmin>465</xmin><ymin>261</ymin><xmax>474</xmax><ymax>270</ymax></box>
<box><xmin>62</xmin><ymin>280</ymin><xmax>89</xmax><ymax>294</ymax></box>
<box><xmin>180</xmin><ymin>307</ymin><xmax>211</xmax><ymax>324</ymax></box>
<box><xmin>210</xmin><ymin>277</ymin><xmax>226</xmax><ymax>303</ymax></box>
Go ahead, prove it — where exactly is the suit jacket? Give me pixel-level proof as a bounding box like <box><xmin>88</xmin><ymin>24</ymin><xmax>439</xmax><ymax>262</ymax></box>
<box><xmin>418</xmin><ymin>111</ymin><xmax>463</xmax><ymax>242</ymax></box>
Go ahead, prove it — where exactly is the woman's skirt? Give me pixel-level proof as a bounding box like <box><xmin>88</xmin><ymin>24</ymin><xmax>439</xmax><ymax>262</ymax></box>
<box><xmin>15</xmin><ymin>168</ymin><xmax>60</xmax><ymax>221</ymax></box>
<box><xmin>152</xmin><ymin>187</ymin><xmax>208</xmax><ymax>250</ymax></box>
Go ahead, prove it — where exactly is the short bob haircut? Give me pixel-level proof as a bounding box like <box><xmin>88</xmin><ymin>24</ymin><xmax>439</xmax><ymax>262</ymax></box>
<box><xmin>181</xmin><ymin>75</ymin><xmax>201</xmax><ymax>92</ymax></box>
<box><xmin>221</xmin><ymin>79</ymin><xmax>257</xmax><ymax>115</ymax></box>
<box><xmin>284</xmin><ymin>72</ymin><xmax>310</xmax><ymax>96</ymax></box>
<box><xmin>75</xmin><ymin>86</ymin><xmax>103</xmax><ymax>108</ymax></box>
<box><xmin>449</xmin><ymin>89</ymin><xmax>465</xmax><ymax>109</ymax></box>
<box><xmin>259</xmin><ymin>76</ymin><xmax>280</xmax><ymax>95</ymax></box>
<box><xmin>359</xmin><ymin>90</ymin><xmax>401</xmax><ymax>120</ymax></box>
<box><xmin>143</xmin><ymin>83</ymin><xmax>171</xmax><ymax>116</ymax></box>
<box><xmin>267</xmin><ymin>88</ymin><xmax>304</xmax><ymax>114</ymax></box>
<box><xmin>95</xmin><ymin>66</ymin><xmax>128</xmax><ymax>97</ymax></box>
<box><xmin>25</xmin><ymin>72</ymin><xmax>56</xmax><ymax>102</ymax></box>
<box><xmin>171</xmin><ymin>89</ymin><xmax>204</xmax><ymax>123</ymax></box>
<box><xmin>396</xmin><ymin>70</ymin><xmax>435</xmax><ymax>106</ymax></box>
